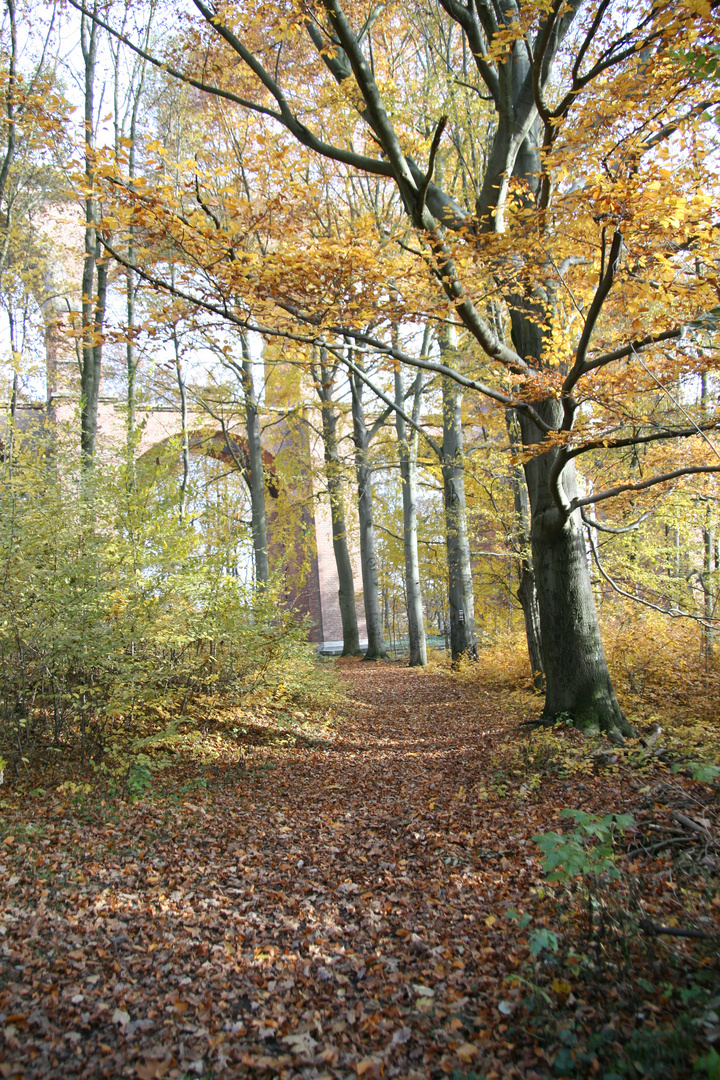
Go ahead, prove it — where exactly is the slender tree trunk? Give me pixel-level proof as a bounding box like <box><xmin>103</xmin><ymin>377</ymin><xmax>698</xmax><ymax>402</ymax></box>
<box><xmin>703</xmin><ymin>511</ymin><xmax>715</xmax><ymax>665</ymax></box>
<box><xmin>240</xmin><ymin>333</ymin><xmax>269</xmax><ymax>585</ymax></box>
<box><xmin>124</xmin><ymin>155</ymin><xmax>138</xmax><ymax>455</ymax></box>
<box><xmin>112</xmin><ymin>8</ymin><xmax>152</xmax><ymax>453</ymax></box>
<box><xmin>0</xmin><ymin>0</ymin><xmax>16</xmax><ymax>219</ymax></box>
<box><xmin>79</xmin><ymin>3</ymin><xmax>106</xmax><ymax>464</ymax></box>
<box><xmin>518</xmin><ymin>399</ymin><xmax>631</xmax><ymax>735</ymax></box>
<box><xmin>506</xmin><ymin>408</ymin><xmax>545</xmax><ymax>689</ymax></box>
<box><xmin>126</xmin><ymin>253</ymin><xmax>137</xmax><ymax>447</ymax></box>
<box><xmin>350</xmin><ymin>370</ymin><xmax>388</xmax><ymax>659</ymax></box>
<box><xmin>517</xmin><ymin>562</ymin><xmax>545</xmax><ymax>688</ymax></box>
<box><xmin>315</xmin><ymin>351</ymin><xmax>361</xmax><ymax>655</ymax></box>
<box><xmin>438</xmin><ymin>328</ymin><xmax>477</xmax><ymax>661</ymax></box>
<box><xmin>173</xmin><ymin>330</ymin><xmax>189</xmax><ymax>521</ymax></box>
<box><xmin>395</xmin><ymin>366</ymin><xmax>426</xmax><ymax>666</ymax></box>
<box><xmin>700</xmin><ymin>375</ymin><xmax>715</xmax><ymax>663</ymax></box>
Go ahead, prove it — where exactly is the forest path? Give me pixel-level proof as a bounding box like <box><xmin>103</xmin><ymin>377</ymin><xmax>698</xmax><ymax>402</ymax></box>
<box><xmin>0</xmin><ymin>661</ymin><xmax>559</xmax><ymax>1079</ymax></box>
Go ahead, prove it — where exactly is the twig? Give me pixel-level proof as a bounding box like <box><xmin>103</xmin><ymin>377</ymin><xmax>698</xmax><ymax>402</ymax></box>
<box><xmin>640</xmin><ymin>919</ymin><xmax>716</xmax><ymax>941</ymax></box>
<box><xmin>672</xmin><ymin>811</ymin><xmax>711</xmax><ymax>836</ymax></box>
<box><xmin>626</xmin><ymin>835</ymin><xmax>698</xmax><ymax>858</ymax></box>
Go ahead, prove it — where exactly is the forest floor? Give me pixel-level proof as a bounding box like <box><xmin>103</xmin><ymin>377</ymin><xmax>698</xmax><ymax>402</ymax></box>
<box><xmin>0</xmin><ymin>659</ymin><xmax>718</xmax><ymax>1080</ymax></box>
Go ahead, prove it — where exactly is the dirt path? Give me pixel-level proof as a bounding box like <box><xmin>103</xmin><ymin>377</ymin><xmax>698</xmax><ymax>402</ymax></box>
<box><xmin>1</xmin><ymin>661</ymin><xmax>555</xmax><ymax>1079</ymax></box>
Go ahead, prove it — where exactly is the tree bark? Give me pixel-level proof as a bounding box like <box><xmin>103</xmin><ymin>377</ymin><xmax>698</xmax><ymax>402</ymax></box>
<box><xmin>79</xmin><ymin>2</ymin><xmax>106</xmax><ymax>465</ymax></box>
<box><xmin>240</xmin><ymin>333</ymin><xmax>269</xmax><ymax>585</ymax></box>
<box><xmin>172</xmin><ymin>329</ymin><xmax>189</xmax><ymax>521</ymax></box>
<box><xmin>517</xmin><ymin>561</ymin><xmax>545</xmax><ymax>690</ymax></box>
<box><xmin>350</xmin><ymin>370</ymin><xmax>388</xmax><ymax>659</ymax></box>
<box><xmin>438</xmin><ymin>327</ymin><xmax>477</xmax><ymax>662</ymax></box>
<box><xmin>315</xmin><ymin>351</ymin><xmax>361</xmax><ymax>655</ymax></box>
<box><xmin>110</xmin><ymin>3</ymin><xmax>154</xmax><ymax>455</ymax></box>
<box><xmin>506</xmin><ymin>409</ymin><xmax>545</xmax><ymax>689</ymax></box>
<box><xmin>395</xmin><ymin>366</ymin><xmax>427</xmax><ymax>666</ymax></box>
<box><xmin>519</xmin><ymin>400</ymin><xmax>631</xmax><ymax>735</ymax></box>
<box><xmin>702</xmin><ymin>511</ymin><xmax>715</xmax><ymax>665</ymax></box>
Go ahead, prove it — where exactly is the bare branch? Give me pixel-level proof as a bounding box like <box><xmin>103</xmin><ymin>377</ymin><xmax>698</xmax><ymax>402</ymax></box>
<box><xmin>100</xmin><ymin>237</ymin><xmax>550</xmax><ymax>429</ymax></box>
<box><xmin>584</xmin><ymin>328</ymin><xmax>684</xmax><ymax>373</ymax></box>
<box><xmin>417</xmin><ymin>115</ymin><xmax>448</xmax><ymax>219</ymax></box>
<box><xmin>561</xmin><ymin>229</ymin><xmax>623</xmax><ymax>427</ymax></box>
<box><xmin>336</xmin><ymin>347</ymin><xmax>443</xmax><ymax>458</ymax></box>
<box><xmin>580</xmin><ymin>509</ymin><xmax>652</xmax><ymax>535</ymax></box>
<box><xmin>573</xmin><ymin>464</ymin><xmax>720</xmax><ymax>512</ymax></box>
<box><xmin>587</xmin><ymin>527</ymin><xmax>720</xmax><ymax>629</ymax></box>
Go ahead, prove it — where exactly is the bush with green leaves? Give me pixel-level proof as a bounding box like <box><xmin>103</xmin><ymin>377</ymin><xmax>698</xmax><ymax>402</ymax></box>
<box><xmin>533</xmin><ymin>809</ymin><xmax>635</xmax><ymax>883</ymax></box>
<box><xmin>0</xmin><ymin>427</ymin><xmax>327</xmax><ymax>781</ymax></box>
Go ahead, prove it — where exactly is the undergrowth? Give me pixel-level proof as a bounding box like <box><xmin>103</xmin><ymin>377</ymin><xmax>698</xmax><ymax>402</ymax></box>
<box><xmin>0</xmin><ymin>433</ymin><xmax>339</xmax><ymax>791</ymax></box>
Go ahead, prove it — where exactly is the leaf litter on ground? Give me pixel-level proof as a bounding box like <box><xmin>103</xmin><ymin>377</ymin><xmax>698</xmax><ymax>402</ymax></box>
<box><xmin>0</xmin><ymin>660</ymin><xmax>717</xmax><ymax>1079</ymax></box>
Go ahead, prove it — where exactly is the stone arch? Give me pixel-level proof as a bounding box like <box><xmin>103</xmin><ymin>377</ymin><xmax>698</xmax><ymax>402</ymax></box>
<box><xmin>137</xmin><ymin>420</ymin><xmax>329</xmax><ymax>641</ymax></box>
<box><xmin>140</xmin><ymin>426</ymin><xmax>280</xmax><ymax>499</ymax></box>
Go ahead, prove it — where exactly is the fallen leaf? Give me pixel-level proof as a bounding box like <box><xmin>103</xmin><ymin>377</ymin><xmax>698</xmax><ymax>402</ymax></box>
<box><xmin>456</xmin><ymin>1042</ymin><xmax>479</xmax><ymax>1062</ymax></box>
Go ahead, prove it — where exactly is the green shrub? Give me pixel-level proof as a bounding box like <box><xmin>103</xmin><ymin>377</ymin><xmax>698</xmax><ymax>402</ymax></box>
<box><xmin>0</xmin><ymin>427</ymin><xmax>327</xmax><ymax>781</ymax></box>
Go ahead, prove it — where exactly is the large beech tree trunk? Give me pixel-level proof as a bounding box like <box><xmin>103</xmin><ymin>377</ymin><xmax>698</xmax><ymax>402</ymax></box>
<box><xmin>395</xmin><ymin>367</ymin><xmax>426</xmax><ymax>667</ymax></box>
<box><xmin>315</xmin><ymin>351</ymin><xmax>361</xmax><ymax>656</ymax></box>
<box><xmin>240</xmin><ymin>334</ymin><xmax>269</xmax><ymax>585</ymax></box>
<box><xmin>504</xmin><ymin>246</ymin><xmax>630</xmax><ymax>733</ymax></box>
<box><xmin>519</xmin><ymin>400</ymin><xmax>631</xmax><ymax>735</ymax></box>
<box><xmin>350</xmin><ymin>372</ymin><xmax>388</xmax><ymax>659</ymax></box>
<box><xmin>499</xmin><ymin>96</ymin><xmax>629</xmax><ymax>734</ymax></box>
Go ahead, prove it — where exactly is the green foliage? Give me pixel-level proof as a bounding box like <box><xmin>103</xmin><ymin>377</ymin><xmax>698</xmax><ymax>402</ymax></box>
<box><xmin>672</xmin><ymin>762</ymin><xmax>720</xmax><ymax>784</ymax></box>
<box><xmin>126</xmin><ymin>760</ymin><xmax>153</xmax><ymax>801</ymax></box>
<box><xmin>545</xmin><ymin>1016</ymin><xmax>702</xmax><ymax>1079</ymax></box>
<box><xmin>695</xmin><ymin>1048</ymin><xmax>720</xmax><ymax>1080</ymax></box>
<box><xmin>508</xmin><ymin>908</ymin><xmax>559</xmax><ymax>962</ymax></box>
<box><xmin>533</xmin><ymin>810</ymin><xmax>635</xmax><ymax>884</ymax></box>
<box><xmin>528</xmin><ymin>926</ymin><xmax>559</xmax><ymax>959</ymax></box>
<box><xmin>0</xmin><ymin>428</ymin><xmax>328</xmax><ymax>781</ymax></box>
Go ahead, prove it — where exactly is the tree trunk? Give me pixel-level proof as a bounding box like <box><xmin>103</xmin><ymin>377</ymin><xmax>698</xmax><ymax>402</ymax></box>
<box><xmin>240</xmin><ymin>333</ymin><xmax>269</xmax><ymax>585</ymax></box>
<box><xmin>125</xmin><ymin>241</ymin><xmax>137</xmax><ymax>451</ymax></box>
<box><xmin>517</xmin><ymin>562</ymin><xmax>545</xmax><ymax>690</ymax></box>
<box><xmin>439</xmin><ymin>328</ymin><xmax>478</xmax><ymax>661</ymax></box>
<box><xmin>350</xmin><ymin>371</ymin><xmax>388</xmax><ymax>659</ymax></box>
<box><xmin>519</xmin><ymin>400</ymin><xmax>632</xmax><ymax>735</ymax></box>
<box><xmin>700</xmin><ymin>374</ymin><xmax>715</xmax><ymax>664</ymax></box>
<box><xmin>702</xmin><ymin>512</ymin><xmax>715</xmax><ymax>666</ymax></box>
<box><xmin>110</xmin><ymin>6</ymin><xmax>152</xmax><ymax>456</ymax></box>
<box><xmin>315</xmin><ymin>351</ymin><xmax>361</xmax><ymax>655</ymax></box>
<box><xmin>173</xmin><ymin>329</ymin><xmax>189</xmax><ymax>521</ymax></box>
<box><xmin>79</xmin><ymin>3</ymin><xmax>105</xmax><ymax>465</ymax></box>
<box><xmin>506</xmin><ymin>408</ymin><xmax>545</xmax><ymax>689</ymax></box>
<box><xmin>501</xmin><ymin>102</ymin><xmax>629</xmax><ymax>734</ymax></box>
<box><xmin>395</xmin><ymin>366</ymin><xmax>426</xmax><ymax>666</ymax></box>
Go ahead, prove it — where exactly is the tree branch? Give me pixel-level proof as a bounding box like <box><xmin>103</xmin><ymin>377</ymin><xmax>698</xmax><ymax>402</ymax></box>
<box><xmin>587</xmin><ymin>527</ymin><xmax>720</xmax><ymax>629</ymax></box>
<box><xmin>580</xmin><ymin>509</ymin><xmax>652</xmax><ymax>535</ymax></box>
<box><xmin>573</xmin><ymin>464</ymin><xmax>720</xmax><ymax>512</ymax></box>
<box><xmin>101</xmin><ymin>237</ymin><xmax>550</xmax><ymax>429</ymax></box>
<box><xmin>584</xmin><ymin>328</ymin><xmax>684</xmax><ymax>373</ymax></box>
<box><xmin>417</xmin><ymin>115</ymin><xmax>448</xmax><ymax>220</ymax></box>
<box><xmin>561</xmin><ymin>229</ymin><xmax>623</xmax><ymax>428</ymax></box>
<box><xmin>335</xmin><ymin>347</ymin><xmax>443</xmax><ymax>459</ymax></box>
